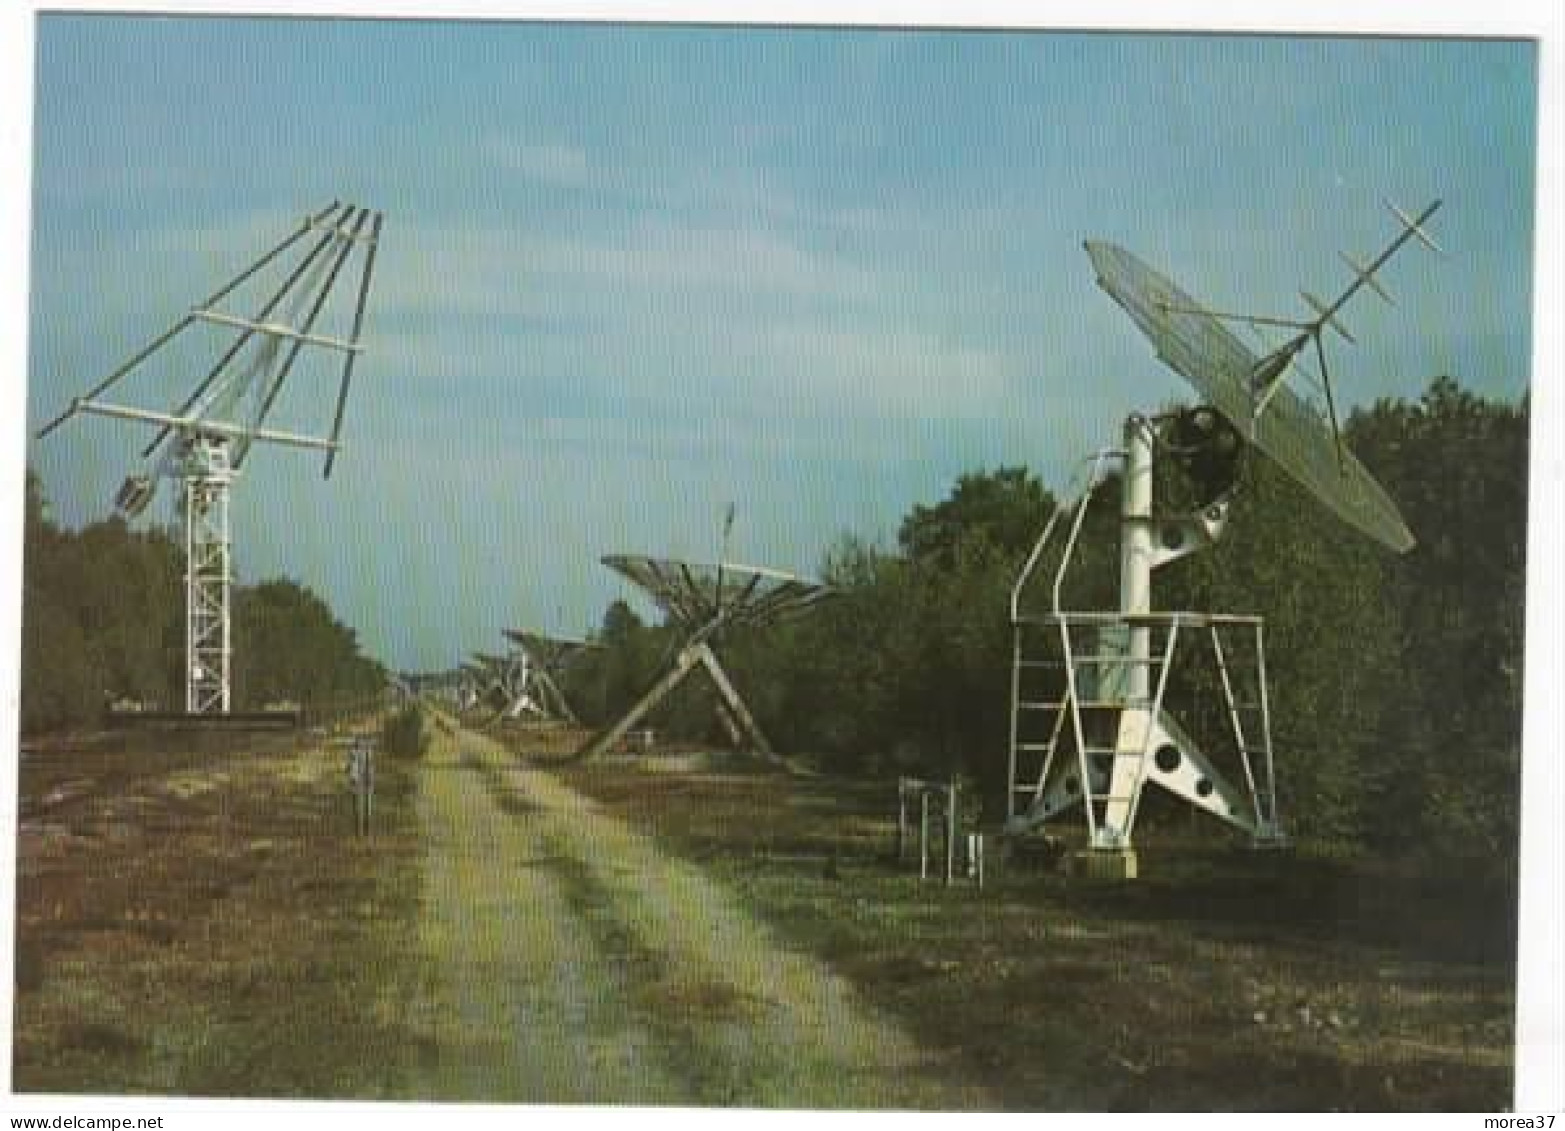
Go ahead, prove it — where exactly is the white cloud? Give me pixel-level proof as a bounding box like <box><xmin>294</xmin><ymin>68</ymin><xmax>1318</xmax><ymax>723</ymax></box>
<box><xmin>371</xmin><ymin>211</ymin><xmax>887</xmax><ymax>318</ymax></box>
<box><xmin>350</xmin><ymin>183</ymin><xmax>1028</xmax><ymax>425</ymax></box>
<box><xmin>368</xmin><ymin>289</ymin><xmax>1019</xmax><ymax>422</ymax></box>
<box><xmin>486</xmin><ymin>137</ymin><xmax>593</xmax><ymax>188</ymax></box>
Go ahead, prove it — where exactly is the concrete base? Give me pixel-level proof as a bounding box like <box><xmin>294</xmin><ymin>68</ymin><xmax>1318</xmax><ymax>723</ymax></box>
<box><xmin>1069</xmin><ymin>848</ymin><xmax>1139</xmax><ymax>881</ymax></box>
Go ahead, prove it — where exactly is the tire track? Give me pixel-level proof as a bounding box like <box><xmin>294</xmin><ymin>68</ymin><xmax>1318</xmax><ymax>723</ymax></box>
<box><xmin>407</xmin><ymin>717</ymin><xmax>991</xmax><ymax>1108</ymax></box>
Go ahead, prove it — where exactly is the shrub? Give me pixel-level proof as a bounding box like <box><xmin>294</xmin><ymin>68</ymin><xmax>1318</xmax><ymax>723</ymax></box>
<box><xmin>379</xmin><ymin>703</ymin><xmax>429</xmax><ymax>759</ymax></box>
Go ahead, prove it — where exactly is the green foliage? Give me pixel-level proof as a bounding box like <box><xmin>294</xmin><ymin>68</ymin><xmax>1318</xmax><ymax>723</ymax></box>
<box><xmin>19</xmin><ymin>471</ymin><xmax>184</xmax><ymax>730</ymax></box>
<box><xmin>898</xmin><ymin>466</ymin><xmax>1055</xmax><ymax>565</ymax></box>
<box><xmin>19</xmin><ymin>470</ymin><xmax>386</xmax><ymax>733</ymax></box>
<box><xmin>1157</xmin><ymin>449</ymin><xmax>1404</xmax><ymax>844</ymax></box>
<box><xmin>579</xmin><ymin>380</ymin><xmax>1527</xmax><ymax>864</ymax></box>
<box><xmin>565</xmin><ymin>599</ymin><xmax>673</xmax><ymax>727</ymax></box>
<box><xmin>1345</xmin><ymin>378</ymin><xmax>1529</xmax><ymax>856</ymax></box>
<box><xmin>379</xmin><ymin>703</ymin><xmax>429</xmax><ymax>759</ymax></box>
<box><xmin>231</xmin><ymin>579</ymin><xmax>385</xmax><ymax>712</ymax></box>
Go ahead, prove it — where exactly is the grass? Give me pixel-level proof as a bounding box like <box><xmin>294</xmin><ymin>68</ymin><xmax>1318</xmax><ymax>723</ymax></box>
<box><xmin>555</xmin><ymin>754</ymin><xmax>1516</xmax><ymax>1111</ymax></box>
<box><xmin>13</xmin><ymin>713</ymin><xmax>1516</xmax><ymax>1109</ymax></box>
<box><xmin>13</xmin><ymin>723</ymin><xmax>426</xmax><ymax>1098</ymax></box>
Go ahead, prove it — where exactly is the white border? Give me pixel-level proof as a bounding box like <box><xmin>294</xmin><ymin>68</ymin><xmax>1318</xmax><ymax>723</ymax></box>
<box><xmin>3</xmin><ymin>0</ymin><xmax>1559</xmax><ymax>1123</ymax></box>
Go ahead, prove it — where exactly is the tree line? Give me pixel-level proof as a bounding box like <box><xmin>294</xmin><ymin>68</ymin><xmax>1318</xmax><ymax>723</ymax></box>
<box><xmin>18</xmin><ymin>471</ymin><xmax>385</xmax><ymax>732</ymax></box>
<box><xmin>18</xmin><ymin>374</ymin><xmax>1526</xmax><ymax>859</ymax></box>
<box><xmin>561</xmin><ymin>376</ymin><xmax>1528</xmax><ymax>859</ymax></box>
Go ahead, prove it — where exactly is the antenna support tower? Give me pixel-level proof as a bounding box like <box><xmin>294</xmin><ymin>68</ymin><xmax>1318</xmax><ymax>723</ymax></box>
<box><xmin>183</xmin><ymin>434</ymin><xmax>236</xmax><ymax>713</ymax></box>
<box><xmin>1008</xmin><ymin>414</ymin><xmax>1283</xmax><ymax>877</ymax></box>
<box><xmin>1010</xmin><ymin>201</ymin><xmax>1440</xmax><ymax>875</ymax></box>
<box><xmin>502</xmin><ymin>629</ymin><xmax>599</xmax><ymax>723</ymax></box>
<box><xmin>573</xmin><ymin>555</ymin><xmax>832</xmax><ymax>761</ymax></box>
<box><xmin>39</xmin><ymin>201</ymin><xmax>385</xmax><ymax>717</ymax></box>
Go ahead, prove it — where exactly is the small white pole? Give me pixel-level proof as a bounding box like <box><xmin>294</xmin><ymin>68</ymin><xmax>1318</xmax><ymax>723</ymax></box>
<box><xmin>945</xmin><ymin>781</ymin><xmax>957</xmax><ymax>886</ymax></box>
<box><xmin>920</xmin><ymin>791</ymin><xmax>930</xmax><ymax>881</ymax></box>
<box><xmin>897</xmin><ymin>778</ymin><xmax>909</xmax><ymax>861</ymax></box>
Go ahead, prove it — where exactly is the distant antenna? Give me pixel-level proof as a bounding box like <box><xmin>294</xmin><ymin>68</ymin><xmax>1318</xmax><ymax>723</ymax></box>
<box><xmin>501</xmin><ymin>628</ymin><xmax>599</xmax><ymax>723</ymax></box>
<box><xmin>573</xmin><ymin>554</ymin><xmax>831</xmax><ymax>761</ymax></box>
<box><xmin>38</xmin><ymin>202</ymin><xmax>385</xmax><ymax>715</ymax></box>
<box><xmin>468</xmin><ymin>650</ymin><xmax>518</xmax><ymax>715</ymax></box>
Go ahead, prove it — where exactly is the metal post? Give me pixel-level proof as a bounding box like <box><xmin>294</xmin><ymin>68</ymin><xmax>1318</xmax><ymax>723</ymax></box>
<box><xmin>695</xmin><ymin>644</ymin><xmax>774</xmax><ymax>756</ymax></box>
<box><xmin>347</xmin><ymin>739</ymin><xmax>375</xmax><ymax>836</ymax></box>
<box><xmin>896</xmin><ymin>778</ymin><xmax>909</xmax><ymax>861</ymax></box>
<box><xmin>324</xmin><ymin>210</ymin><xmax>384</xmax><ymax>477</ymax></box>
<box><xmin>1255</xmin><ymin>621</ymin><xmax>1279</xmax><ymax>835</ymax></box>
<box><xmin>1121</xmin><ymin>415</ymin><xmax>1154</xmax><ymax>706</ymax></box>
<box><xmin>534</xmin><ymin>669</ymin><xmax>579</xmax><ymax>724</ymax></box>
<box><xmin>1092</xmin><ymin>415</ymin><xmax>1156</xmax><ymax>851</ymax></box>
<box><xmin>945</xmin><ymin>781</ymin><xmax>957</xmax><ymax>886</ymax></box>
<box><xmin>920</xmin><ymin>791</ymin><xmax>930</xmax><ymax>881</ymax></box>
<box><xmin>965</xmin><ymin>832</ymin><xmax>984</xmax><ymax>887</ymax></box>
<box><xmin>1007</xmin><ymin>624</ymin><xmax>1022</xmax><ymax>825</ymax></box>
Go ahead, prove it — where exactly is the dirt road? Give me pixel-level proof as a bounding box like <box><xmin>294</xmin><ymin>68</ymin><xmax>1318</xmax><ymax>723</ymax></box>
<box><xmin>399</xmin><ymin>719</ymin><xmax>990</xmax><ymax>1108</ymax></box>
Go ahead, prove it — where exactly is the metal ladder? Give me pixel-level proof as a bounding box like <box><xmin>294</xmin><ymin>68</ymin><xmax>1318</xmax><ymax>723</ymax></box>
<box><xmin>1206</xmin><ymin>616</ymin><xmax>1281</xmax><ymax>837</ymax></box>
<box><xmin>1008</xmin><ymin>612</ymin><xmax>1174</xmax><ymax>838</ymax></box>
<box><xmin>1005</xmin><ymin>448</ymin><xmax>1123</xmax><ymax>832</ymax></box>
<box><xmin>1004</xmin><ymin>445</ymin><xmax>1283</xmax><ymax>844</ymax></box>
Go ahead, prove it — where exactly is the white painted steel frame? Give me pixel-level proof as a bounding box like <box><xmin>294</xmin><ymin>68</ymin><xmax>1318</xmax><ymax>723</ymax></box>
<box><xmin>573</xmin><ymin>556</ymin><xmax>830</xmax><ymax>761</ymax></box>
<box><xmin>38</xmin><ymin>201</ymin><xmax>385</xmax><ymax>717</ymax></box>
<box><xmin>1006</xmin><ymin>412</ymin><xmax>1285</xmax><ymax>850</ymax></box>
<box><xmin>183</xmin><ymin>436</ymin><xmax>233</xmax><ymax>714</ymax></box>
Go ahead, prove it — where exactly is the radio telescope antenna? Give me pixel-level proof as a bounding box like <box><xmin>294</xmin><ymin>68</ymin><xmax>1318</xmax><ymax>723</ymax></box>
<box><xmin>501</xmin><ymin>628</ymin><xmax>599</xmax><ymax>723</ymax></box>
<box><xmin>1084</xmin><ymin>197</ymin><xmax>1441</xmax><ymax>552</ymax></box>
<box><xmin>456</xmin><ymin>661</ymin><xmax>489</xmax><ymax>711</ymax></box>
<box><xmin>468</xmin><ymin>651</ymin><xmax>518</xmax><ymax>716</ymax></box>
<box><xmin>1006</xmin><ymin>200</ymin><xmax>1441</xmax><ymax>877</ymax></box>
<box><xmin>573</xmin><ymin>553</ymin><xmax>832</xmax><ymax>761</ymax></box>
<box><xmin>37</xmin><ymin>201</ymin><xmax>385</xmax><ymax>716</ymax></box>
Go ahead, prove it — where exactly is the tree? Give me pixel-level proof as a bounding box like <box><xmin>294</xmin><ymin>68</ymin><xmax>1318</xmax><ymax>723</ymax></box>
<box><xmin>567</xmin><ymin>599</ymin><xmax>667</xmax><ymax>727</ymax></box>
<box><xmin>1344</xmin><ymin>377</ymin><xmax>1528</xmax><ymax>857</ymax></box>
<box><xmin>19</xmin><ymin>469</ymin><xmax>386</xmax><ymax>731</ymax></box>
<box><xmin>19</xmin><ymin>472</ymin><xmax>184</xmax><ymax>729</ymax></box>
<box><xmin>1156</xmin><ymin>439</ymin><xmax>1403</xmax><ymax>844</ymax></box>
<box><xmin>898</xmin><ymin>466</ymin><xmax>1055</xmax><ymax>566</ymax></box>
<box><xmin>232</xmin><ymin>579</ymin><xmax>385</xmax><ymax>711</ymax></box>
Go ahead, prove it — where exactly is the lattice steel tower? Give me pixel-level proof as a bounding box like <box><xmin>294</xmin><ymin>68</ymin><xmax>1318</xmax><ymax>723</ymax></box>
<box><xmin>39</xmin><ymin>201</ymin><xmax>385</xmax><ymax>715</ymax></box>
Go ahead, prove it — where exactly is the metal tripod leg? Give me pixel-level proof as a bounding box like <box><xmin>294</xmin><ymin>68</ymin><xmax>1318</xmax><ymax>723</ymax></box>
<box><xmin>695</xmin><ymin>644</ymin><xmax>774</xmax><ymax>756</ymax></box>
<box><xmin>572</xmin><ymin>641</ymin><xmax>773</xmax><ymax>760</ymax></box>
<box><xmin>534</xmin><ymin>669</ymin><xmax>579</xmax><ymax>724</ymax></box>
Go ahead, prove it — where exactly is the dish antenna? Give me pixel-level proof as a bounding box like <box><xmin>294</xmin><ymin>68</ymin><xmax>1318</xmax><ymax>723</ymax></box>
<box><xmin>1007</xmin><ymin>200</ymin><xmax>1441</xmax><ymax>875</ymax></box>
<box><xmin>573</xmin><ymin>551</ymin><xmax>832</xmax><ymax>761</ymax></box>
<box><xmin>468</xmin><ymin>650</ymin><xmax>519</xmax><ymax>715</ymax></box>
<box><xmin>1085</xmin><ymin>198</ymin><xmax>1441</xmax><ymax>552</ymax></box>
<box><xmin>37</xmin><ymin>201</ymin><xmax>384</xmax><ymax>715</ymax></box>
<box><xmin>456</xmin><ymin>660</ymin><xmax>490</xmax><ymax>711</ymax></box>
<box><xmin>501</xmin><ymin>628</ymin><xmax>599</xmax><ymax>724</ymax></box>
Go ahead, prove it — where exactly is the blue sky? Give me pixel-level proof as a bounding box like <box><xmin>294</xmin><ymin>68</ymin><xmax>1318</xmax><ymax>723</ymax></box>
<box><xmin>19</xmin><ymin>14</ymin><xmax>1540</xmax><ymax>672</ymax></box>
